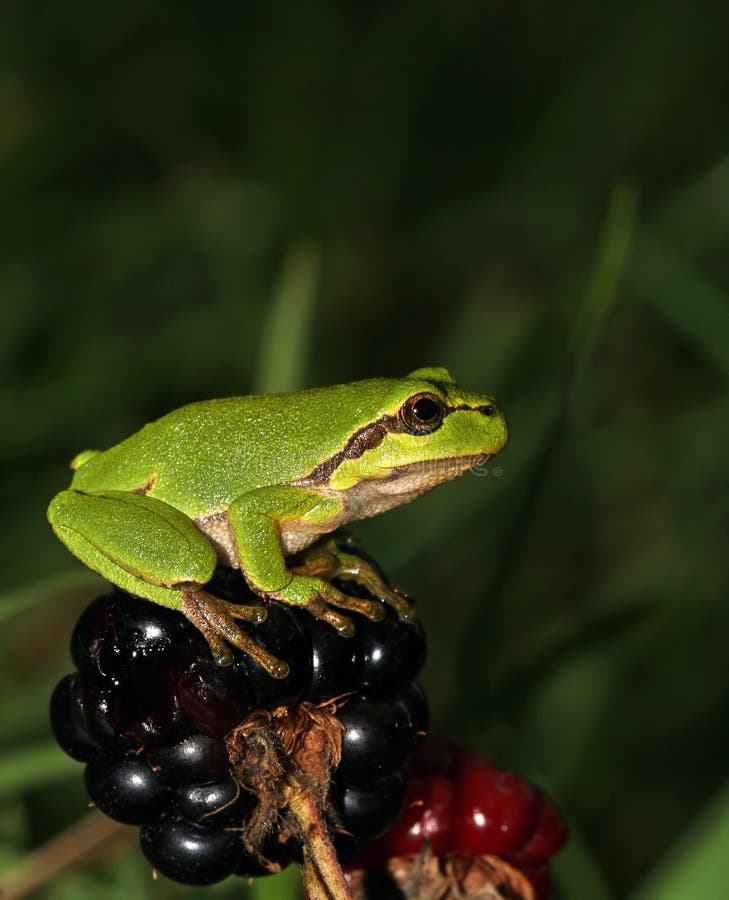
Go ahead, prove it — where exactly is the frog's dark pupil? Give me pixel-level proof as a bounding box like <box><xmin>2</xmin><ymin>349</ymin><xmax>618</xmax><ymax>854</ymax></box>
<box><xmin>412</xmin><ymin>397</ymin><xmax>439</xmax><ymax>422</ymax></box>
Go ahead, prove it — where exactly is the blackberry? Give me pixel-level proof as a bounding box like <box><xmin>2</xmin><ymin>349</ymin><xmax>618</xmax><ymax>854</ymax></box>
<box><xmin>50</xmin><ymin>543</ymin><xmax>427</xmax><ymax>891</ymax></box>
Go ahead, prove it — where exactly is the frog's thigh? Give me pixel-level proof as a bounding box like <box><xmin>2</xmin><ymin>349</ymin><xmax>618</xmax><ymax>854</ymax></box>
<box><xmin>48</xmin><ymin>489</ymin><xmax>217</xmax><ymax>607</ymax></box>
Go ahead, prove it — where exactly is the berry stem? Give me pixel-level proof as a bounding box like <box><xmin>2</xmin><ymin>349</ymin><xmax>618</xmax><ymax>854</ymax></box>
<box><xmin>285</xmin><ymin>775</ymin><xmax>353</xmax><ymax>900</ymax></box>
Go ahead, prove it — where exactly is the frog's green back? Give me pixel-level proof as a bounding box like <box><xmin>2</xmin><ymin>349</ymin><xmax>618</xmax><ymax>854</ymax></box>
<box><xmin>70</xmin><ymin>378</ymin><xmax>425</xmax><ymax>517</ymax></box>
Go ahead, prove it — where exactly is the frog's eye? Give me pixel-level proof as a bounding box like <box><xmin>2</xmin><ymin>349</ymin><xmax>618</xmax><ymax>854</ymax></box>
<box><xmin>399</xmin><ymin>392</ymin><xmax>444</xmax><ymax>435</ymax></box>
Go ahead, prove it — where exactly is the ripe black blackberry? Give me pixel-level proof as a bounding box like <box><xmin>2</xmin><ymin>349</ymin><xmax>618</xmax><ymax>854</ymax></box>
<box><xmin>50</xmin><ymin>544</ymin><xmax>428</xmax><ymax>891</ymax></box>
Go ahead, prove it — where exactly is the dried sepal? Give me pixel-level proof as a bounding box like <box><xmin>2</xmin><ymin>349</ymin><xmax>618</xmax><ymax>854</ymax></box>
<box><xmin>346</xmin><ymin>845</ymin><xmax>535</xmax><ymax>900</ymax></box>
<box><xmin>224</xmin><ymin>699</ymin><xmax>345</xmax><ymax>871</ymax></box>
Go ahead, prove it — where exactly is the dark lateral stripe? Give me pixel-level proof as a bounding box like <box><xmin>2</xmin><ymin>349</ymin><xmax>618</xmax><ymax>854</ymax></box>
<box><xmin>446</xmin><ymin>402</ymin><xmax>495</xmax><ymax>417</ymax></box>
<box><xmin>297</xmin><ymin>413</ymin><xmax>402</xmax><ymax>484</ymax></box>
<box><xmin>296</xmin><ymin>400</ymin><xmax>496</xmax><ymax>486</ymax></box>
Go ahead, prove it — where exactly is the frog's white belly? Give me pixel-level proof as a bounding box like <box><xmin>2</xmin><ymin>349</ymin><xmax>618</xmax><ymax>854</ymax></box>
<box><xmin>193</xmin><ymin>511</ymin><xmax>238</xmax><ymax>566</ymax></box>
<box><xmin>193</xmin><ymin>510</ymin><xmax>330</xmax><ymax>566</ymax></box>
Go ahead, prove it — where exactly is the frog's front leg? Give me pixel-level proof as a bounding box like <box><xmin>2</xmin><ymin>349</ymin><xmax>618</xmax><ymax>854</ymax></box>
<box><xmin>228</xmin><ymin>486</ymin><xmax>387</xmax><ymax>634</ymax></box>
<box><xmin>47</xmin><ymin>489</ymin><xmax>288</xmax><ymax>676</ymax></box>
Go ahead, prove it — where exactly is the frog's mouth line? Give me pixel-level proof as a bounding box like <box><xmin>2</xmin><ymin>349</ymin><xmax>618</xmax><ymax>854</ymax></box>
<box><xmin>384</xmin><ymin>450</ymin><xmax>492</xmax><ymax>478</ymax></box>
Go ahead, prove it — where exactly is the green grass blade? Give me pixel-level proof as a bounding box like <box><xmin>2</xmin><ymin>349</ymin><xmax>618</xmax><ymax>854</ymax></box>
<box><xmin>492</xmin><ymin>178</ymin><xmax>638</xmax><ymax>586</ymax></box>
<box><xmin>253</xmin><ymin>241</ymin><xmax>319</xmax><ymax>395</ymax></box>
<box><xmin>629</xmin><ymin>781</ymin><xmax>729</xmax><ymax>900</ymax></box>
<box><xmin>0</xmin><ymin>572</ymin><xmax>100</xmax><ymax>624</ymax></box>
<box><xmin>0</xmin><ymin>745</ymin><xmax>79</xmax><ymax>798</ymax></box>
<box><xmin>628</xmin><ymin>234</ymin><xmax>729</xmax><ymax>381</ymax></box>
<box><xmin>570</xmin><ymin>180</ymin><xmax>640</xmax><ymax>392</ymax></box>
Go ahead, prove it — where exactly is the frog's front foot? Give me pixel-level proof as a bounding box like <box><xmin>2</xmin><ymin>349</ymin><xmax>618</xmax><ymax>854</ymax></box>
<box><xmin>181</xmin><ymin>590</ymin><xmax>290</xmax><ymax>679</ymax></box>
<box><xmin>272</xmin><ymin>573</ymin><xmax>388</xmax><ymax>638</ymax></box>
<box><xmin>292</xmin><ymin>548</ymin><xmax>417</xmax><ymax>624</ymax></box>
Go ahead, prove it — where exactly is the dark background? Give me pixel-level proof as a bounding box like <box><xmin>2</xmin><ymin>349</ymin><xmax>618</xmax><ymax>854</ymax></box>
<box><xmin>2</xmin><ymin>2</ymin><xmax>729</xmax><ymax>898</ymax></box>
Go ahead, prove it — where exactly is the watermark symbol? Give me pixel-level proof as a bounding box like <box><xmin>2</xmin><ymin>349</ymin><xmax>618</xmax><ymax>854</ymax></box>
<box><xmin>471</xmin><ymin>463</ymin><xmax>503</xmax><ymax>478</ymax></box>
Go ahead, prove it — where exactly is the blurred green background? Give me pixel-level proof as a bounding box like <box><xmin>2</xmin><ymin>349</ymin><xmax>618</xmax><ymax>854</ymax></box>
<box><xmin>2</xmin><ymin>2</ymin><xmax>729</xmax><ymax>898</ymax></box>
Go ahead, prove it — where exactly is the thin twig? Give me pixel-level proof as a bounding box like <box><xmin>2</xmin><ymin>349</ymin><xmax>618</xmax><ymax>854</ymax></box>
<box><xmin>0</xmin><ymin>811</ymin><xmax>131</xmax><ymax>900</ymax></box>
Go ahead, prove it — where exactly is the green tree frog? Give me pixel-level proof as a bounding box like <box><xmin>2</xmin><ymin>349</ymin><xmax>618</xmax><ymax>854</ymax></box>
<box><xmin>48</xmin><ymin>367</ymin><xmax>508</xmax><ymax>678</ymax></box>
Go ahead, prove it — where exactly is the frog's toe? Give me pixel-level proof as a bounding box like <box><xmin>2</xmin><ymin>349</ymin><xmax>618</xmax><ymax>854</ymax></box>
<box><xmin>205</xmin><ymin>632</ymin><xmax>235</xmax><ymax>667</ymax></box>
<box><xmin>217</xmin><ymin>599</ymin><xmax>268</xmax><ymax>624</ymax></box>
<box><xmin>317</xmin><ymin>582</ymin><xmax>387</xmax><ymax>623</ymax></box>
<box><xmin>380</xmin><ymin>587</ymin><xmax>416</xmax><ymax>622</ymax></box>
<box><xmin>332</xmin><ymin>593</ymin><xmax>386</xmax><ymax>622</ymax></box>
<box><xmin>305</xmin><ymin>597</ymin><xmax>356</xmax><ymax>637</ymax></box>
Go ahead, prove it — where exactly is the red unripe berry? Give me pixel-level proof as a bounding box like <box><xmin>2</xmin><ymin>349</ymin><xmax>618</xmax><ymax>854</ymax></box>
<box><xmin>354</xmin><ymin>772</ymin><xmax>456</xmax><ymax>869</ymax></box>
<box><xmin>403</xmin><ymin>734</ymin><xmax>493</xmax><ymax>779</ymax></box>
<box><xmin>507</xmin><ymin>794</ymin><xmax>568</xmax><ymax>865</ymax></box>
<box><xmin>396</xmin><ymin>774</ymin><xmax>457</xmax><ymax>858</ymax></box>
<box><xmin>348</xmin><ymin>735</ymin><xmax>567</xmax><ymax>900</ymax></box>
<box><xmin>452</xmin><ymin>742</ymin><xmax>492</xmax><ymax>772</ymax></box>
<box><xmin>453</xmin><ymin>764</ymin><xmax>538</xmax><ymax>857</ymax></box>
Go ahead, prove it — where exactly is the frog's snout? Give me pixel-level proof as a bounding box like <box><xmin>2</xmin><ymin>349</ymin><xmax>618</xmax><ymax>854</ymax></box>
<box><xmin>484</xmin><ymin>402</ymin><xmax>508</xmax><ymax>452</ymax></box>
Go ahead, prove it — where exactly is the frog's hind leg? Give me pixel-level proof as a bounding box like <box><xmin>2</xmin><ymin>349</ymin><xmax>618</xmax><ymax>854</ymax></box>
<box><xmin>292</xmin><ymin>542</ymin><xmax>416</xmax><ymax>623</ymax></box>
<box><xmin>180</xmin><ymin>590</ymin><xmax>288</xmax><ymax>677</ymax></box>
<box><xmin>47</xmin><ymin>489</ymin><xmax>289</xmax><ymax>676</ymax></box>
